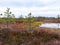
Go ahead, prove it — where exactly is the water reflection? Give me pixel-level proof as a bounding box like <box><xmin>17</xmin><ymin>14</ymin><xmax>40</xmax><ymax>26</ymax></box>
<box><xmin>40</xmin><ymin>23</ymin><xmax>60</xmax><ymax>28</ymax></box>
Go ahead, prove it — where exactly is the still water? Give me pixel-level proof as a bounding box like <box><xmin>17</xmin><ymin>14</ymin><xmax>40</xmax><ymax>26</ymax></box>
<box><xmin>40</xmin><ymin>23</ymin><xmax>60</xmax><ymax>28</ymax></box>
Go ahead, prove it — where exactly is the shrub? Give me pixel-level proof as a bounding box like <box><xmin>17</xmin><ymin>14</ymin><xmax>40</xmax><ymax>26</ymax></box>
<box><xmin>0</xmin><ymin>28</ymin><xmax>59</xmax><ymax>45</ymax></box>
<box><xmin>31</xmin><ymin>22</ymin><xmax>42</xmax><ymax>28</ymax></box>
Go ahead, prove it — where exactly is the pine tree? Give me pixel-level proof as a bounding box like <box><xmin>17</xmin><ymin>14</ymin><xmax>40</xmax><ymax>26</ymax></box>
<box><xmin>4</xmin><ymin>8</ymin><xmax>15</xmax><ymax>28</ymax></box>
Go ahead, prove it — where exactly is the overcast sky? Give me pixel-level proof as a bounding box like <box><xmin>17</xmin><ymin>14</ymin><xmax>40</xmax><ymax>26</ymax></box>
<box><xmin>0</xmin><ymin>0</ymin><xmax>60</xmax><ymax>18</ymax></box>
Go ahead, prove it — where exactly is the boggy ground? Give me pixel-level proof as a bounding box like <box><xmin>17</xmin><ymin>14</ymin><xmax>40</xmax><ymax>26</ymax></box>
<box><xmin>0</xmin><ymin>23</ymin><xmax>60</xmax><ymax>45</ymax></box>
<box><xmin>0</xmin><ymin>28</ymin><xmax>60</xmax><ymax>45</ymax></box>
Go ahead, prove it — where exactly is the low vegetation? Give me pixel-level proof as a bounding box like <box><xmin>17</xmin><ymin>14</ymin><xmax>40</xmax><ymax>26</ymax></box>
<box><xmin>0</xmin><ymin>28</ymin><xmax>59</xmax><ymax>45</ymax></box>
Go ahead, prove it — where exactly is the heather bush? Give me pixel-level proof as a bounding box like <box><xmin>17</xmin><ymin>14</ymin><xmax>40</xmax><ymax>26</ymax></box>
<box><xmin>0</xmin><ymin>28</ymin><xmax>59</xmax><ymax>45</ymax></box>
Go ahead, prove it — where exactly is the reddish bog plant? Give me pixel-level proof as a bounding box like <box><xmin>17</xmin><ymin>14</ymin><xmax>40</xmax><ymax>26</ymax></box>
<box><xmin>11</xmin><ymin>23</ymin><xmax>27</xmax><ymax>30</ymax></box>
<box><xmin>0</xmin><ymin>28</ymin><xmax>60</xmax><ymax>45</ymax></box>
